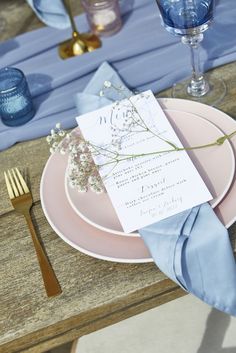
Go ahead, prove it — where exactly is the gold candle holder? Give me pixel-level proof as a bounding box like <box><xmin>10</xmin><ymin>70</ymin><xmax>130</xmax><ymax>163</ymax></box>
<box><xmin>58</xmin><ymin>0</ymin><xmax>101</xmax><ymax>60</ymax></box>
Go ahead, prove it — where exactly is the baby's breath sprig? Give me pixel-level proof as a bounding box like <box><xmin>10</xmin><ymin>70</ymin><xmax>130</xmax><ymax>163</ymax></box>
<box><xmin>46</xmin><ymin>125</ymin><xmax>105</xmax><ymax>194</ymax></box>
<box><xmin>46</xmin><ymin>123</ymin><xmax>66</xmax><ymax>154</ymax></box>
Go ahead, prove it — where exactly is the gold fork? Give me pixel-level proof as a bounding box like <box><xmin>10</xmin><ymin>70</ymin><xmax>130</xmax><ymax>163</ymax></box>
<box><xmin>4</xmin><ymin>168</ymin><xmax>62</xmax><ymax>297</ymax></box>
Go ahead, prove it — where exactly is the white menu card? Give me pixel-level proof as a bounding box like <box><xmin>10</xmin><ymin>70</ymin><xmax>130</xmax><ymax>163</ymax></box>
<box><xmin>77</xmin><ymin>90</ymin><xmax>212</xmax><ymax>233</ymax></box>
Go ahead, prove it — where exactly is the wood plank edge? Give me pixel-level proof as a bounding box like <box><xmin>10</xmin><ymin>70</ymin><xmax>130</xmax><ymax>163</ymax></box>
<box><xmin>0</xmin><ymin>281</ymin><xmax>186</xmax><ymax>353</ymax></box>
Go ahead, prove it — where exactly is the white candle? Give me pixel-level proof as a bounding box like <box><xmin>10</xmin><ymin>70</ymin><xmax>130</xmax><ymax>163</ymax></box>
<box><xmin>93</xmin><ymin>9</ymin><xmax>116</xmax><ymax>26</ymax></box>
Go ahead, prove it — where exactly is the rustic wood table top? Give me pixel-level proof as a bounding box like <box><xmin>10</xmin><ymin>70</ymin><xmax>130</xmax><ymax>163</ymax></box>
<box><xmin>0</xmin><ymin>2</ymin><xmax>236</xmax><ymax>353</ymax></box>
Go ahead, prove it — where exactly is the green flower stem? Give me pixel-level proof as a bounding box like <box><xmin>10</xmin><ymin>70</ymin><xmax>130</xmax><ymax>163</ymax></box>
<box><xmin>95</xmin><ymin>84</ymin><xmax>236</xmax><ymax>172</ymax></box>
<box><xmin>98</xmin><ymin>130</ymin><xmax>236</xmax><ymax>168</ymax></box>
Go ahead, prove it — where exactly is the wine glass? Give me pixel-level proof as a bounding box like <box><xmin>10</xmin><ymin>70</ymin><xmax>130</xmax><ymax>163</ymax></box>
<box><xmin>155</xmin><ymin>0</ymin><xmax>226</xmax><ymax>106</ymax></box>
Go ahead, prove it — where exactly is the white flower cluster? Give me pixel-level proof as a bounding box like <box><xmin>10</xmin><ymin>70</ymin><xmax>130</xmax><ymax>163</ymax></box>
<box><xmin>46</xmin><ymin>124</ymin><xmax>105</xmax><ymax>194</ymax></box>
<box><xmin>46</xmin><ymin>123</ymin><xmax>66</xmax><ymax>154</ymax></box>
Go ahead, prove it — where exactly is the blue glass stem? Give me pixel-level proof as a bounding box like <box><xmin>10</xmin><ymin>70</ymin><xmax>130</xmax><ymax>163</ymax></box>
<box><xmin>182</xmin><ymin>33</ymin><xmax>209</xmax><ymax>97</ymax></box>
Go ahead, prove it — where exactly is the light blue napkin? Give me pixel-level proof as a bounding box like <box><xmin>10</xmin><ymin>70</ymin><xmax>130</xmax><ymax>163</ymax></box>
<box><xmin>140</xmin><ymin>204</ymin><xmax>236</xmax><ymax>316</ymax></box>
<box><xmin>1</xmin><ymin>0</ymin><xmax>236</xmax><ymax>150</ymax></box>
<box><xmin>26</xmin><ymin>0</ymin><xmax>70</xmax><ymax>29</ymax></box>
<box><xmin>75</xmin><ymin>62</ymin><xmax>236</xmax><ymax>317</ymax></box>
<box><xmin>74</xmin><ymin>61</ymin><xmax>133</xmax><ymax>115</ymax></box>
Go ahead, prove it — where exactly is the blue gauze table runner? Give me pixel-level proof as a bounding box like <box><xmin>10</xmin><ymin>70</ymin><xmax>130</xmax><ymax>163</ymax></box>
<box><xmin>0</xmin><ymin>0</ymin><xmax>236</xmax><ymax>150</ymax></box>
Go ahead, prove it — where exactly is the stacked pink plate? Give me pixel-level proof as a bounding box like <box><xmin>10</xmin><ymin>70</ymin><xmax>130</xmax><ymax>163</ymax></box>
<box><xmin>40</xmin><ymin>99</ymin><xmax>236</xmax><ymax>262</ymax></box>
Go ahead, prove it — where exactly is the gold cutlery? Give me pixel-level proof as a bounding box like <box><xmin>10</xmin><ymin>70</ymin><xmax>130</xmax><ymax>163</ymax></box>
<box><xmin>4</xmin><ymin>168</ymin><xmax>62</xmax><ymax>297</ymax></box>
<box><xmin>58</xmin><ymin>0</ymin><xmax>101</xmax><ymax>59</ymax></box>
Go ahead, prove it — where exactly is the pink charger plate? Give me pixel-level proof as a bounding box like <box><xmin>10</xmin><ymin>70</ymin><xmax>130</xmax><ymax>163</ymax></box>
<box><xmin>65</xmin><ymin>109</ymin><xmax>235</xmax><ymax>237</ymax></box>
<box><xmin>40</xmin><ymin>99</ymin><xmax>236</xmax><ymax>263</ymax></box>
<box><xmin>159</xmin><ymin>98</ymin><xmax>236</xmax><ymax>228</ymax></box>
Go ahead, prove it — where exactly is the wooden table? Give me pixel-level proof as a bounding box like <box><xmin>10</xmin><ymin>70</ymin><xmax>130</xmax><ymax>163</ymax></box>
<box><xmin>0</xmin><ymin>2</ymin><xmax>236</xmax><ymax>352</ymax></box>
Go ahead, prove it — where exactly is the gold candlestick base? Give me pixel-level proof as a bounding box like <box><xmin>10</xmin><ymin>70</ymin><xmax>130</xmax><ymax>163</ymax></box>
<box><xmin>58</xmin><ymin>0</ymin><xmax>102</xmax><ymax>60</ymax></box>
<box><xmin>58</xmin><ymin>31</ymin><xmax>101</xmax><ymax>59</ymax></box>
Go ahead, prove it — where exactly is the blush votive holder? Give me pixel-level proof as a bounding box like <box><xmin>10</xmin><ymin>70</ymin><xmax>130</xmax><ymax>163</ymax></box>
<box><xmin>0</xmin><ymin>67</ymin><xmax>35</xmax><ymax>127</ymax></box>
<box><xmin>81</xmin><ymin>0</ymin><xmax>122</xmax><ymax>37</ymax></box>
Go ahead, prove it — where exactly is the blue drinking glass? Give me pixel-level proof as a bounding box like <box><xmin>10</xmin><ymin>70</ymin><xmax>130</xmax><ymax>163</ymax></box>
<box><xmin>155</xmin><ymin>0</ymin><xmax>226</xmax><ymax>105</ymax></box>
<box><xmin>157</xmin><ymin>0</ymin><xmax>214</xmax><ymax>35</ymax></box>
<box><xmin>0</xmin><ymin>67</ymin><xmax>35</xmax><ymax>127</ymax></box>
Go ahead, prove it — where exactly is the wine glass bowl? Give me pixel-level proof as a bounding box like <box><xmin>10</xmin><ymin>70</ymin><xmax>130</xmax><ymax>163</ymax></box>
<box><xmin>156</xmin><ymin>0</ymin><xmax>226</xmax><ymax>105</ymax></box>
<box><xmin>158</xmin><ymin>0</ymin><xmax>214</xmax><ymax>35</ymax></box>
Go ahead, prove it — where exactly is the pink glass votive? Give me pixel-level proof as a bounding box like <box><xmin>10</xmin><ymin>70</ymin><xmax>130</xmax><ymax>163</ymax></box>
<box><xmin>81</xmin><ymin>0</ymin><xmax>122</xmax><ymax>37</ymax></box>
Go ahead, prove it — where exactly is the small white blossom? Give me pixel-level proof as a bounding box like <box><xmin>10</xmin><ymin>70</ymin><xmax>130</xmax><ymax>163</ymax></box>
<box><xmin>69</xmin><ymin>179</ymin><xmax>77</xmax><ymax>188</ymax></box>
<box><xmin>52</xmin><ymin>142</ymin><xmax>58</xmax><ymax>148</ymax></box>
<box><xmin>87</xmin><ymin>144</ymin><xmax>95</xmax><ymax>153</ymax></box>
<box><xmin>59</xmin><ymin>130</ymin><xmax>66</xmax><ymax>137</ymax></box>
<box><xmin>88</xmin><ymin>175</ymin><xmax>98</xmax><ymax>185</ymax></box>
<box><xmin>78</xmin><ymin>141</ymin><xmax>87</xmax><ymax>152</ymax></box>
<box><xmin>80</xmin><ymin>161</ymin><xmax>89</xmax><ymax>168</ymax></box>
<box><xmin>104</xmin><ymin>80</ymin><xmax>112</xmax><ymax>88</ymax></box>
<box><xmin>77</xmin><ymin>184</ymin><xmax>88</xmax><ymax>193</ymax></box>
<box><xmin>46</xmin><ymin>136</ymin><xmax>52</xmax><ymax>143</ymax></box>
<box><xmin>80</xmin><ymin>153</ymin><xmax>89</xmax><ymax>162</ymax></box>
<box><xmin>90</xmin><ymin>183</ymin><xmax>104</xmax><ymax>194</ymax></box>
<box><xmin>60</xmin><ymin>148</ymin><xmax>66</xmax><ymax>155</ymax></box>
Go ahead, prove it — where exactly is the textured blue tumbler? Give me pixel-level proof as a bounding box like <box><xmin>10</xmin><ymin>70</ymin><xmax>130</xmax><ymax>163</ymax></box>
<box><xmin>0</xmin><ymin>67</ymin><xmax>35</xmax><ymax>126</ymax></box>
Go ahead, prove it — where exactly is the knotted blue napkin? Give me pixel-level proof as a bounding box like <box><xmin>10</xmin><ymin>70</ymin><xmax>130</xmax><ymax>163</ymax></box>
<box><xmin>140</xmin><ymin>204</ymin><xmax>236</xmax><ymax>316</ymax></box>
<box><xmin>75</xmin><ymin>62</ymin><xmax>236</xmax><ymax>317</ymax></box>
<box><xmin>74</xmin><ymin>61</ymin><xmax>133</xmax><ymax>115</ymax></box>
<box><xmin>26</xmin><ymin>0</ymin><xmax>70</xmax><ymax>28</ymax></box>
<box><xmin>1</xmin><ymin>0</ymin><xmax>236</xmax><ymax>150</ymax></box>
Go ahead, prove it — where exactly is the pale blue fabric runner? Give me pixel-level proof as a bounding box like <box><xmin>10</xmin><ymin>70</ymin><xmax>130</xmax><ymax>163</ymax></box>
<box><xmin>1</xmin><ymin>0</ymin><xmax>236</xmax><ymax>150</ymax></box>
<box><xmin>74</xmin><ymin>61</ymin><xmax>236</xmax><ymax>317</ymax></box>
